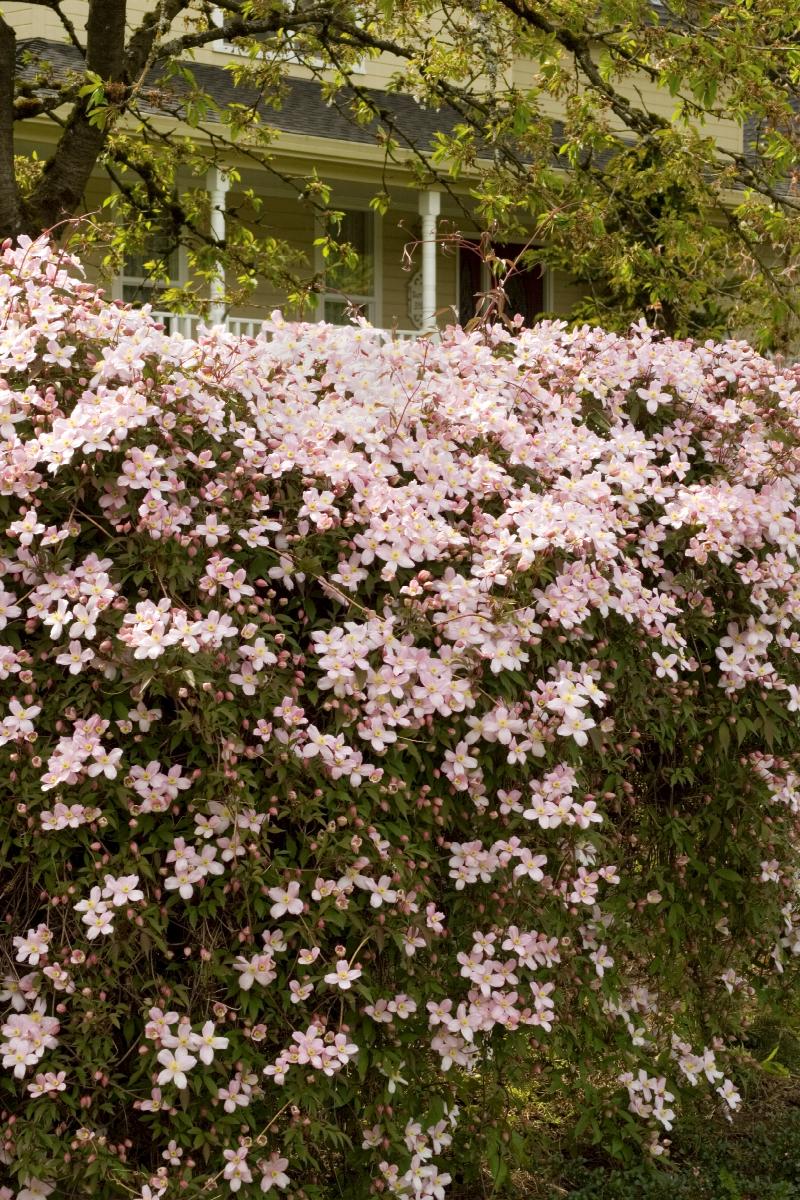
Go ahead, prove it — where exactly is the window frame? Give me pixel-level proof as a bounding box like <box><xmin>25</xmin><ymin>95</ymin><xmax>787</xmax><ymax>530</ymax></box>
<box><xmin>314</xmin><ymin>204</ymin><xmax>383</xmax><ymax>327</ymax></box>
<box><xmin>112</xmin><ymin>239</ymin><xmax>188</xmax><ymax>329</ymax></box>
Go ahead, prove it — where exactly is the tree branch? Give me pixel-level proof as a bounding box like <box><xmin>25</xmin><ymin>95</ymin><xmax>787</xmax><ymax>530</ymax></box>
<box><xmin>14</xmin><ymin>83</ymin><xmax>82</xmax><ymax>122</ymax></box>
<box><xmin>151</xmin><ymin>9</ymin><xmax>354</xmax><ymax>61</ymax></box>
<box><xmin>123</xmin><ymin>0</ymin><xmax>192</xmax><ymax>79</ymax></box>
<box><xmin>104</xmin><ymin>128</ymin><xmax>322</xmax><ymax>309</ymax></box>
<box><xmin>51</xmin><ymin>0</ymin><xmax>86</xmax><ymax>55</ymax></box>
<box><xmin>494</xmin><ymin>0</ymin><xmax>667</xmax><ymax>139</ymax></box>
<box><xmin>19</xmin><ymin>0</ymin><xmax>130</xmax><ymax>234</ymax></box>
<box><xmin>85</xmin><ymin>0</ymin><xmax>127</xmax><ymax>77</ymax></box>
<box><xmin>486</xmin><ymin>0</ymin><xmax>800</xmax><ymax>221</ymax></box>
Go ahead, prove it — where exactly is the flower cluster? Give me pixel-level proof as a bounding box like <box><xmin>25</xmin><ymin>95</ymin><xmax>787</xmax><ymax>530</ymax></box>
<box><xmin>2</xmin><ymin>237</ymin><xmax>800</xmax><ymax>1196</ymax></box>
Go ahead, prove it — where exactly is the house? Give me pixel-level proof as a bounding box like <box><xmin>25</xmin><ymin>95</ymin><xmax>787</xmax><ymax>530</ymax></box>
<box><xmin>6</xmin><ymin>1</ymin><xmax>751</xmax><ymax>340</ymax></box>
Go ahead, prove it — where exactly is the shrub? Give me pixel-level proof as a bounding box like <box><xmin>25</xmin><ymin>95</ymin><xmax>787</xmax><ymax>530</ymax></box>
<box><xmin>2</xmin><ymin>237</ymin><xmax>800</xmax><ymax>1199</ymax></box>
<box><xmin>564</xmin><ymin>1084</ymin><xmax>800</xmax><ymax>1198</ymax></box>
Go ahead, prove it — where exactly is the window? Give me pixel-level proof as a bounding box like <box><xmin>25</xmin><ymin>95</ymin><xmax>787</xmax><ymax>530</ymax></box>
<box><xmin>117</xmin><ymin>231</ymin><xmax>184</xmax><ymax>332</ymax></box>
<box><xmin>320</xmin><ymin>209</ymin><xmax>379</xmax><ymax>325</ymax></box>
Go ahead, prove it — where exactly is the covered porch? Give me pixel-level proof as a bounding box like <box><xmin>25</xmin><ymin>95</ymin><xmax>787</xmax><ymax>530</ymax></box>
<box><xmin>113</xmin><ymin>163</ymin><xmax>584</xmax><ymax>339</ymax></box>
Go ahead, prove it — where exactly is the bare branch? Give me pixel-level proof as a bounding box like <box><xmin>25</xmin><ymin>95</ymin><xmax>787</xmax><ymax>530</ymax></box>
<box><xmin>51</xmin><ymin>1</ymin><xmax>86</xmax><ymax>55</ymax></box>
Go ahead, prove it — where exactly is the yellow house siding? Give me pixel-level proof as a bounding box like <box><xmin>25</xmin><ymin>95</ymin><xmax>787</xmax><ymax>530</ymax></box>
<box><xmin>436</xmin><ymin>235</ymin><xmax>458</xmax><ymax>327</ymax></box>
<box><xmin>60</xmin><ymin>0</ymin><xmax>187</xmax><ymax>40</ymax></box>
<box><xmin>12</xmin><ymin>0</ymin><xmax>175</xmax><ymax>42</ymax></box>
<box><xmin>227</xmin><ymin>198</ymin><xmax>457</xmax><ymax>331</ymax></box>
<box><xmin>549</xmin><ymin>269</ymin><xmax>587</xmax><ymax>317</ymax></box>
<box><xmin>380</xmin><ymin>212</ymin><xmax>415</xmax><ymax>329</ymax></box>
<box><xmin>75</xmin><ymin>177</ymin><xmax>120</xmax><ymax>289</ymax></box>
<box><xmin>377</xmin><ymin>211</ymin><xmax>459</xmax><ymax>331</ymax></box>
<box><xmin>512</xmin><ymin>57</ymin><xmax>743</xmax><ymax>156</ymax></box>
<box><xmin>227</xmin><ymin>192</ymin><xmax>316</xmax><ymax>320</ymax></box>
<box><xmin>6</xmin><ymin>1</ymin><xmax>59</xmax><ymax>40</ymax></box>
<box><xmin>614</xmin><ymin>76</ymin><xmax>742</xmax><ymax>154</ymax></box>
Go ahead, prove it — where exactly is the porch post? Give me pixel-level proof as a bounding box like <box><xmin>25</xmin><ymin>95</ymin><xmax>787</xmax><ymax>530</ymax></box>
<box><xmin>418</xmin><ymin>190</ymin><xmax>441</xmax><ymax>332</ymax></box>
<box><xmin>206</xmin><ymin>167</ymin><xmax>229</xmax><ymax>326</ymax></box>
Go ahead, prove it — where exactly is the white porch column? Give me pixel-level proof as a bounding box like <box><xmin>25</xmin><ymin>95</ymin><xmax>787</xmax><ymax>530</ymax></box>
<box><xmin>418</xmin><ymin>190</ymin><xmax>441</xmax><ymax>332</ymax></box>
<box><xmin>206</xmin><ymin>167</ymin><xmax>229</xmax><ymax>326</ymax></box>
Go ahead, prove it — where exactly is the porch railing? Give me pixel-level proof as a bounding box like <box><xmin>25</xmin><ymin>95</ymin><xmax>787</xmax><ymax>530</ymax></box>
<box><xmin>151</xmin><ymin>311</ymin><xmax>424</xmax><ymax>342</ymax></box>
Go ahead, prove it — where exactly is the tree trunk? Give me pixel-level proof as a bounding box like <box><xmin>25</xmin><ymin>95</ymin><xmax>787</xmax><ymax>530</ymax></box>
<box><xmin>0</xmin><ymin>14</ymin><xmax>22</xmax><ymax>240</ymax></box>
<box><xmin>20</xmin><ymin>0</ymin><xmax>128</xmax><ymax>238</ymax></box>
<box><xmin>22</xmin><ymin>116</ymin><xmax>111</xmax><ymax>238</ymax></box>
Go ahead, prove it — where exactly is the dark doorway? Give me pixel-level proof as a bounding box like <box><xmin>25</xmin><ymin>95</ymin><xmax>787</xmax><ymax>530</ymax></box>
<box><xmin>458</xmin><ymin>242</ymin><xmax>545</xmax><ymax>326</ymax></box>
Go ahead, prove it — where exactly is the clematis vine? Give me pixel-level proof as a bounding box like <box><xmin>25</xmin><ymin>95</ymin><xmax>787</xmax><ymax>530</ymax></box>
<box><xmin>2</xmin><ymin>237</ymin><xmax>800</xmax><ymax>1195</ymax></box>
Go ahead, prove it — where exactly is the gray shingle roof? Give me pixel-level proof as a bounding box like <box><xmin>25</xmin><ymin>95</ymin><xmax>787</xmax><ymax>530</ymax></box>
<box><xmin>17</xmin><ymin>37</ymin><xmax>468</xmax><ymax>151</ymax></box>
